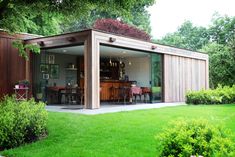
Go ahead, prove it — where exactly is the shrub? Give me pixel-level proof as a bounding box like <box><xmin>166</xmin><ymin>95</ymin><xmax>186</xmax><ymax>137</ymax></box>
<box><xmin>186</xmin><ymin>85</ymin><xmax>235</xmax><ymax>105</ymax></box>
<box><xmin>0</xmin><ymin>96</ymin><xmax>48</xmax><ymax>150</ymax></box>
<box><xmin>93</xmin><ymin>18</ymin><xmax>151</xmax><ymax>41</ymax></box>
<box><xmin>156</xmin><ymin>119</ymin><xmax>235</xmax><ymax>157</ymax></box>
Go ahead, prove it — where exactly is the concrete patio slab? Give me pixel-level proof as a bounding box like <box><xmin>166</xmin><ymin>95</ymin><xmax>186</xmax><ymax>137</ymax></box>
<box><xmin>46</xmin><ymin>102</ymin><xmax>186</xmax><ymax>115</ymax></box>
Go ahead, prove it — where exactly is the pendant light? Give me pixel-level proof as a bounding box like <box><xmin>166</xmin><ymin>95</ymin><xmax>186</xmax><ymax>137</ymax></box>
<box><xmin>109</xmin><ymin>56</ymin><xmax>112</xmax><ymax>66</ymax></box>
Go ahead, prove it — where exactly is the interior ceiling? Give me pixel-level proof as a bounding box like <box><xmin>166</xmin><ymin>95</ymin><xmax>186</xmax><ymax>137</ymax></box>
<box><xmin>45</xmin><ymin>45</ymin><xmax>149</xmax><ymax>58</ymax></box>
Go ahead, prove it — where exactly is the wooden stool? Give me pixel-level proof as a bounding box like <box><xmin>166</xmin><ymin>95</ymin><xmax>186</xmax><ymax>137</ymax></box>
<box><xmin>110</xmin><ymin>86</ymin><xmax>119</xmax><ymax>102</ymax></box>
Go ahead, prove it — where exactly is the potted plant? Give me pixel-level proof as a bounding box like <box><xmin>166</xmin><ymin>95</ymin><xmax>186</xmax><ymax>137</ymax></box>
<box><xmin>36</xmin><ymin>82</ymin><xmax>43</xmax><ymax>100</ymax></box>
<box><xmin>18</xmin><ymin>80</ymin><xmax>30</xmax><ymax>88</ymax></box>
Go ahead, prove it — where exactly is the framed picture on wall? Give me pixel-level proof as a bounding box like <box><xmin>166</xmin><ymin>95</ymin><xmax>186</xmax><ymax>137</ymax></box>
<box><xmin>48</xmin><ymin>55</ymin><xmax>55</xmax><ymax>64</ymax></box>
<box><xmin>40</xmin><ymin>64</ymin><xmax>49</xmax><ymax>73</ymax></box>
<box><xmin>42</xmin><ymin>73</ymin><xmax>49</xmax><ymax>79</ymax></box>
<box><xmin>50</xmin><ymin>64</ymin><xmax>59</xmax><ymax>79</ymax></box>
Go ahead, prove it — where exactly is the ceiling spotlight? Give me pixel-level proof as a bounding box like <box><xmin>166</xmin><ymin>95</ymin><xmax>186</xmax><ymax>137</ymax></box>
<box><xmin>151</xmin><ymin>45</ymin><xmax>157</xmax><ymax>50</ymax></box>
<box><xmin>109</xmin><ymin>37</ymin><xmax>116</xmax><ymax>43</ymax></box>
<box><xmin>63</xmin><ymin>49</ymin><xmax>67</xmax><ymax>53</ymax></box>
<box><xmin>67</xmin><ymin>37</ymin><xmax>76</xmax><ymax>42</ymax></box>
<box><xmin>37</xmin><ymin>41</ymin><xmax>45</xmax><ymax>46</ymax></box>
<box><xmin>122</xmin><ymin>51</ymin><xmax>126</xmax><ymax>54</ymax></box>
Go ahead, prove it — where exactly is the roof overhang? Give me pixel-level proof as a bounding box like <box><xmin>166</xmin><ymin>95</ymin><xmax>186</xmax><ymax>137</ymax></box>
<box><xmin>25</xmin><ymin>29</ymin><xmax>208</xmax><ymax>61</ymax></box>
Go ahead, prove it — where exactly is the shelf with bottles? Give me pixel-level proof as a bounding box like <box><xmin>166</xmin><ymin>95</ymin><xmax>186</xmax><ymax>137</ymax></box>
<box><xmin>65</xmin><ymin>67</ymin><xmax>77</xmax><ymax>71</ymax></box>
<box><xmin>65</xmin><ymin>63</ymin><xmax>77</xmax><ymax>71</ymax></box>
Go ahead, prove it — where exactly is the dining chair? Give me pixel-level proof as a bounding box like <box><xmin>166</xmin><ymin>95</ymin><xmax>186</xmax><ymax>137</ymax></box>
<box><xmin>141</xmin><ymin>87</ymin><xmax>151</xmax><ymax>103</ymax></box>
<box><xmin>76</xmin><ymin>87</ymin><xmax>84</xmax><ymax>105</ymax></box>
<box><xmin>64</xmin><ymin>85</ymin><xmax>77</xmax><ymax>104</ymax></box>
<box><xmin>118</xmin><ymin>86</ymin><xmax>131</xmax><ymax>104</ymax></box>
<box><xmin>130</xmin><ymin>86</ymin><xmax>142</xmax><ymax>103</ymax></box>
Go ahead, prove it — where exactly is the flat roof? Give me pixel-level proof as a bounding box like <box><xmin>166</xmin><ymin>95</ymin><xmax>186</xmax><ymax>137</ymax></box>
<box><xmin>24</xmin><ymin>28</ymin><xmax>207</xmax><ymax>55</ymax></box>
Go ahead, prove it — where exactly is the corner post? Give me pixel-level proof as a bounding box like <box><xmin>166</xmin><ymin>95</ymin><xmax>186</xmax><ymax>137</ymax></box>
<box><xmin>84</xmin><ymin>30</ymin><xmax>100</xmax><ymax>109</ymax></box>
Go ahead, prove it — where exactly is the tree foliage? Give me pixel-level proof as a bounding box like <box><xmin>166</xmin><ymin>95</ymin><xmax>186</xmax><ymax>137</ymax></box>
<box><xmin>209</xmin><ymin>14</ymin><xmax>235</xmax><ymax>45</ymax></box>
<box><xmin>0</xmin><ymin>0</ymin><xmax>154</xmax><ymax>36</ymax></box>
<box><xmin>12</xmin><ymin>40</ymin><xmax>40</xmax><ymax>60</ymax></box>
<box><xmin>200</xmin><ymin>43</ymin><xmax>235</xmax><ymax>87</ymax></box>
<box><xmin>61</xmin><ymin>1</ymin><xmax>153</xmax><ymax>34</ymax></box>
<box><xmin>157</xmin><ymin>21</ymin><xmax>209</xmax><ymax>51</ymax></box>
<box><xmin>0</xmin><ymin>1</ymin><xmax>63</xmax><ymax>35</ymax></box>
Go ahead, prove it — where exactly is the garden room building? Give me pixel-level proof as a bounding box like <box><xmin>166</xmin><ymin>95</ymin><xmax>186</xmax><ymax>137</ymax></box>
<box><xmin>0</xmin><ymin>29</ymin><xmax>209</xmax><ymax>109</ymax></box>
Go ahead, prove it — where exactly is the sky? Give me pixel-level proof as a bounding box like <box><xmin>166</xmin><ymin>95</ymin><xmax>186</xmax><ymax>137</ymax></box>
<box><xmin>148</xmin><ymin>0</ymin><xmax>235</xmax><ymax>39</ymax></box>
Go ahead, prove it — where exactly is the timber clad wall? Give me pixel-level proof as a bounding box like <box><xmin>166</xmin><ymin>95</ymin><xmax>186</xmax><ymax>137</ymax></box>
<box><xmin>0</xmin><ymin>36</ymin><xmax>26</xmax><ymax>97</ymax></box>
<box><xmin>164</xmin><ymin>54</ymin><xmax>208</xmax><ymax>102</ymax></box>
<box><xmin>0</xmin><ymin>32</ymin><xmax>38</xmax><ymax>98</ymax></box>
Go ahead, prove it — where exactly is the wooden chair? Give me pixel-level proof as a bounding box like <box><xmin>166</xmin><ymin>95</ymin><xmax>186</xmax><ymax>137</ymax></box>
<box><xmin>76</xmin><ymin>87</ymin><xmax>84</xmax><ymax>105</ymax></box>
<box><xmin>118</xmin><ymin>86</ymin><xmax>130</xmax><ymax>104</ymax></box>
<box><xmin>64</xmin><ymin>86</ymin><xmax>77</xmax><ymax>104</ymax></box>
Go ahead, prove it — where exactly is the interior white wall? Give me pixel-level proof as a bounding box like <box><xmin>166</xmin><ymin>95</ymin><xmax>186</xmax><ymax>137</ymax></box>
<box><xmin>124</xmin><ymin>56</ymin><xmax>151</xmax><ymax>87</ymax></box>
<box><xmin>48</xmin><ymin>53</ymin><xmax>77</xmax><ymax>86</ymax></box>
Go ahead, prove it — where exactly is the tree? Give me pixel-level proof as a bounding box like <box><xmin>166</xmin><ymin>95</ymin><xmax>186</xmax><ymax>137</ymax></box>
<box><xmin>0</xmin><ymin>0</ymin><xmax>154</xmax><ymax>36</ymax></box>
<box><xmin>61</xmin><ymin>1</ymin><xmax>153</xmax><ymax>34</ymax></box>
<box><xmin>200</xmin><ymin>43</ymin><xmax>235</xmax><ymax>88</ymax></box>
<box><xmin>123</xmin><ymin>7</ymin><xmax>152</xmax><ymax>34</ymax></box>
<box><xmin>209</xmin><ymin>14</ymin><xmax>235</xmax><ymax>45</ymax></box>
<box><xmin>157</xmin><ymin>21</ymin><xmax>209</xmax><ymax>51</ymax></box>
<box><xmin>0</xmin><ymin>0</ymin><xmax>154</xmax><ymax>60</ymax></box>
<box><xmin>203</xmin><ymin>15</ymin><xmax>235</xmax><ymax>87</ymax></box>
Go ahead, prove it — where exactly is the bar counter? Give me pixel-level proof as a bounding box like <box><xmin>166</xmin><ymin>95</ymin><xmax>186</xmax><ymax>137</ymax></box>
<box><xmin>100</xmin><ymin>80</ymin><xmax>135</xmax><ymax>101</ymax></box>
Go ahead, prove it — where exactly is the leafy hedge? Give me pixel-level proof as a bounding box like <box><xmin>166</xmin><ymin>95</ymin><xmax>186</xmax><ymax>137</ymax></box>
<box><xmin>186</xmin><ymin>85</ymin><xmax>235</xmax><ymax>104</ymax></box>
<box><xmin>156</xmin><ymin>119</ymin><xmax>235</xmax><ymax>157</ymax></box>
<box><xmin>0</xmin><ymin>96</ymin><xmax>48</xmax><ymax>150</ymax></box>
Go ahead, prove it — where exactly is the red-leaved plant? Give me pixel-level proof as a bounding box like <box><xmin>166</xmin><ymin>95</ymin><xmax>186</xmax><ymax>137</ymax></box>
<box><xmin>93</xmin><ymin>18</ymin><xmax>151</xmax><ymax>41</ymax></box>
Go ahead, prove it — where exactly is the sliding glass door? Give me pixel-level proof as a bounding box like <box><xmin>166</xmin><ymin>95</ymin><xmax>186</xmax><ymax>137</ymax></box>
<box><xmin>150</xmin><ymin>53</ymin><xmax>162</xmax><ymax>102</ymax></box>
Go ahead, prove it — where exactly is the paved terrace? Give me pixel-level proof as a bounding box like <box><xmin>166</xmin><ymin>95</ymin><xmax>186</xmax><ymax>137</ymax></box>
<box><xmin>46</xmin><ymin>102</ymin><xmax>186</xmax><ymax>115</ymax></box>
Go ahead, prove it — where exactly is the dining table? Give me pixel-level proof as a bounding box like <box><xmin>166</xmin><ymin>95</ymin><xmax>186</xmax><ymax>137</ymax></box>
<box><xmin>47</xmin><ymin>86</ymin><xmax>66</xmax><ymax>104</ymax></box>
<box><xmin>47</xmin><ymin>86</ymin><xmax>85</xmax><ymax>104</ymax></box>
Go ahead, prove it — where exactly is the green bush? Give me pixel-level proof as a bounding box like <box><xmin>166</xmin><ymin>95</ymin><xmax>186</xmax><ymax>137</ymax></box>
<box><xmin>156</xmin><ymin>119</ymin><xmax>235</xmax><ymax>157</ymax></box>
<box><xmin>186</xmin><ymin>85</ymin><xmax>235</xmax><ymax>104</ymax></box>
<box><xmin>0</xmin><ymin>96</ymin><xmax>48</xmax><ymax>150</ymax></box>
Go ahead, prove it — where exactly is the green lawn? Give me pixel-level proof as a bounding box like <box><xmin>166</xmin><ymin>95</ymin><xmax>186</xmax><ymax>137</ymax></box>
<box><xmin>2</xmin><ymin>105</ymin><xmax>235</xmax><ymax>157</ymax></box>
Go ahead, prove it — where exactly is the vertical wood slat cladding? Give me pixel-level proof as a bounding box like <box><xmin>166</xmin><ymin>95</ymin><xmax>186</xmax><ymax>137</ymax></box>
<box><xmin>0</xmin><ymin>38</ymin><xmax>8</xmax><ymax>98</ymax></box>
<box><xmin>8</xmin><ymin>39</ymin><xmax>26</xmax><ymax>94</ymax></box>
<box><xmin>0</xmin><ymin>36</ymin><xmax>27</xmax><ymax>98</ymax></box>
<box><xmin>163</xmin><ymin>54</ymin><xmax>208</xmax><ymax>102</ymax></box>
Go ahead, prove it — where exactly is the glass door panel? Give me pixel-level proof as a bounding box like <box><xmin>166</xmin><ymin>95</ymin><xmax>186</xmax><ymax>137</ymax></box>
<box><xmin>151</xmin><ymin>53</ymin><xmax>162</xmax><ymax>102</ymax></box>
